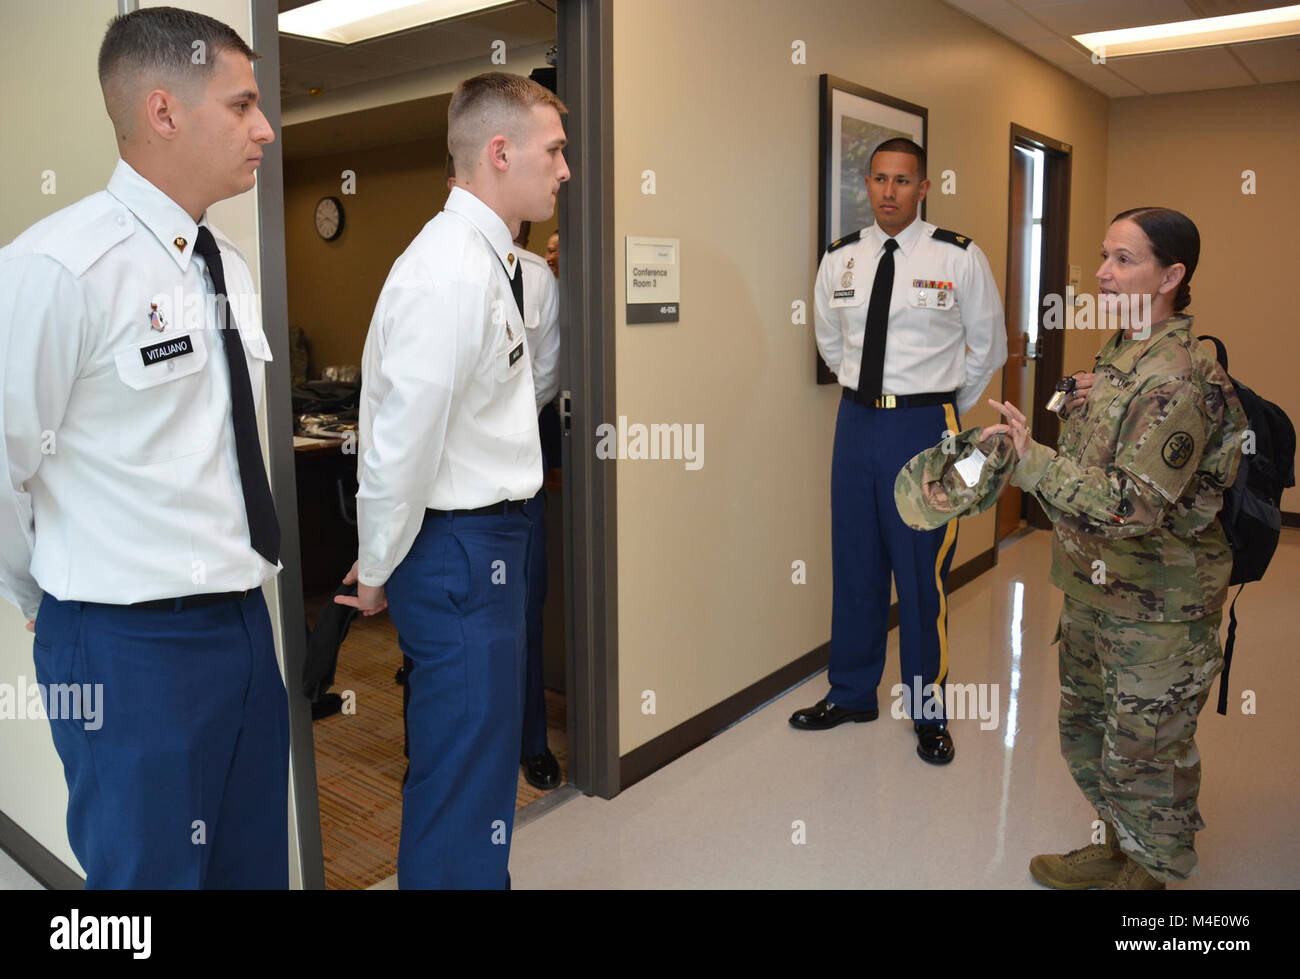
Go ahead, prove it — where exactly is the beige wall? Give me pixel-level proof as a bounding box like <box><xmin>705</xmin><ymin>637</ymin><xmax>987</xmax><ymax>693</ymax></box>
<box><xmin>0</xmin><ymin>0</ymin><xmax>117</xmax><ymax>879</ymax></box>
<box><xmin>1106</xmin><ymin>81</ymin><xmax>1300</xmax><ymax>514</ymax></box>
<box><xmin>285</xmin><ymin>138</ymin><xmax>557</xmax><ymax>376</ymax></box>
<box><xmin>612</xmin><ymin>0</ymin><xmax>1113</xmax><ymax>754</ymax></box>
<box><xmin>1</xmin><ymin>0</ymin><xmax>302</xmax><ymax>887</ymax></box>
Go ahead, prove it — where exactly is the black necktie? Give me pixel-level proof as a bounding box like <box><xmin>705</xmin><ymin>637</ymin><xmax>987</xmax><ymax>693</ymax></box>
<box><xmin>509</xmin><ymin>257</ymin><xmax>524</xmax><ymax>322</ymax></box>
<box><xmin>194</xmin><ymin>227</ymin><xmax>281</xmax><ymax>565</ymax></box>
<box><xmin>859</xmin><ymin>237</ymin><xmax>899</xmax><ymax>402</ymax></box>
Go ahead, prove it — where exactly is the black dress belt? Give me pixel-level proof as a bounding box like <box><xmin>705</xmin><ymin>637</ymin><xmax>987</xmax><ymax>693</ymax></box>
<box><xmin>428</xmin><ymin>500</ymin><xmax>527</xmax><ymax>518</ymax></box>
<box><xmin>842</xmin><ymin>388</ymin><xmax>957</xmax><ymax>409</ymax></box>
<box><xmin>128</xmin><ymin>590</ymin><xmax>252</xmax><ymax>611</ymax></box>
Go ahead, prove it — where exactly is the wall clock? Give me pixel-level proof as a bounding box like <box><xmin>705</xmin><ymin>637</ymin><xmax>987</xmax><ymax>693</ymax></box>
<box><xmin>315</xmin><ymin>196</ymin><xmax>344</xmax><ymax>241</ymax></box>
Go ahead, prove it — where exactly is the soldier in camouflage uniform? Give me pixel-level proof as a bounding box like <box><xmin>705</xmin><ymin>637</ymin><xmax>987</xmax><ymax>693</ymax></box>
<box><xmin>985</xmin><ymin>207</ymin><xmax>1247</xmax><ymax>889</ymax></box>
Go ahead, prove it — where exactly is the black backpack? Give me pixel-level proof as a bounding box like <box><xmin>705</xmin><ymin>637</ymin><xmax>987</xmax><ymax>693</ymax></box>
<box><xmin>1199</xmin><ymin>335</ymin><xmax>1296</xmax><ymax>714</ymax></box>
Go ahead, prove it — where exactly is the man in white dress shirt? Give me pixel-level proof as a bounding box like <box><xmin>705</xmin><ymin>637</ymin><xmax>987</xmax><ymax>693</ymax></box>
<box><xmin>442</xmin><ymin>157</ymin><xmax>563</xmax><ymax>792</ymax></box>
<box><xmin>790</xmin><ymin>138</ymin><xmax>1007</xmax><ymax>765</ymax></box>
<box><xmin>338</xmin><ymin>72</ymin><xmax>568</xmax><ymax>889</ymax></box>
<box><xmin>0</xmin><ymin>8</ymin><xmax>286</xmax><ymax>888</ymax></box>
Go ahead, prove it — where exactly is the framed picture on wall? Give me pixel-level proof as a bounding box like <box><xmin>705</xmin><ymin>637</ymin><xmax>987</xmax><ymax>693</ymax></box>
<box><xmin>816</xmin><ymin>75</ymin><xmax>928</xmax><ymax>384</ymax></box>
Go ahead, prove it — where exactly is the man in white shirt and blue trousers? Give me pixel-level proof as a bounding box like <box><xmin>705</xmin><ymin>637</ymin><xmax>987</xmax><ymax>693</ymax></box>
<box><xmin>443</xmin><ymin>161</ymin><xmax>563</xmax><ymax>793</ymax></box>
<box><xmin>0</xmin><ymin>9</ymin><xmax>287</xmax><ymax>888</ymax></box>
<box><xmin>792</xmin><ymin>138</ymin><xmax>1007</xmax><ymax>765</ymax></box>
<box><xmin>341</xmin><ymin>72</ymin><xmax>569</xmax><ymax>889</ymax></box>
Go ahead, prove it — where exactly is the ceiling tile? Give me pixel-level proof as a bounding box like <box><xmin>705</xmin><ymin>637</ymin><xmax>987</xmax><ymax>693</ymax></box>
<box><xmin>970</xmin><ymin>3</ymin><xmax>1060</xmax><ymax>42</ymax></box>
<box><xmin>1021</xmin><ymin>36</ymin><xmax>1147</xmax><ymax>91</ymax></box>
<box><xmin>945</xmin><ymin>0</ymin><xmax>1018</xmax><ymax>13</ymax></box>
<box><xmin>1229</xmin><ymin>34</ymin><xmax>1300</xmax><ymax>82</ymax></box>
<box><xmin>276</xmin><ymin>1</ymin><xmax>554</xmax><ymax>78</ymax></box>
<box><xmin>1183</xmin><ymin>1</ymin><xmax>1298</xmax><ymax>15</ymax></box>
<box><xmin>1021</xmin><ymin>34</ymin><xmax>1101</xmax><ymax>65</ymax></box>
<box><xmin>1078</xmin><ymin>69</ymin><xmax>1147</xmax><ymax>94</ymax></box>
<box><xmin>1104</xmin><ymin>45</ymin><xmax>1259</xmax><ymax>91</ymax></box>
<box><xmin>1014</xmin><ymin>0</ymin><xmax>1201</xmax><ymax>35</ymax></box>
<box><xmin>278</xmin><ymin>33</ymin><xmax>339</xmax><ymax>66</ymax></box>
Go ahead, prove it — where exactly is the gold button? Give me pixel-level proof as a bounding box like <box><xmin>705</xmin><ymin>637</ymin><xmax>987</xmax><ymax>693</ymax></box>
<box><xmin>173</xmin><ymin>237</ymin><xmax>187</xmax><ymax>252</ymax></box>
<box><xmin>507</xmin><ymin>253</ymin><xmax>515</xmax><ymax>265</ymax></box>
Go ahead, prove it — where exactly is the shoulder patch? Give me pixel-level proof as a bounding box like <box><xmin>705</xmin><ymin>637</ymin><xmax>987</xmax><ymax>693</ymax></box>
<box><xmin>932</xmin><ymin>228</ymin><xmax>972</xmax><ymax>249</ymax></box>
<box><xmin>827</xmin><ymin>230</ymin><xmax>860</xmax><ymax>253</ymax></box>
<box><xmin>1129</xmin><ymin>394</ymin><xmax>1205</xmax><ymax>504</ymax></box>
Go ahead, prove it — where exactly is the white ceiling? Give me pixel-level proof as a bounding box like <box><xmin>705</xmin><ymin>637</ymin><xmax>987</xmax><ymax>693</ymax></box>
<box><xmin>277</xmin><ymin>0</ymin><xmax>556</xmax><ymax>113</ymax></box>
<box><xmin>942</xmin><ymin>0</ymin><xmax>1300</xmax><ymax>96</ymax></box>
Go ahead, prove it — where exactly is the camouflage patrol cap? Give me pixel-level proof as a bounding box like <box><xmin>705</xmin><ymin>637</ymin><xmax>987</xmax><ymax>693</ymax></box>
<box><xmin>894</xmin><ymin>427</ymin><xmax>1018</xmax><ymax>531</ymax></box>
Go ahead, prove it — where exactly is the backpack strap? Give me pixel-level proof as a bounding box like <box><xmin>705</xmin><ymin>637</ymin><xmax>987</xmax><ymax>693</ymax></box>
<box><xmin>1198</xmin><ymin>334</ymin><xmax>1229</xmax><ymax>373</ymax></box>
<box><xmin>1216</xmin><ymin>583</ymin><xmax>1245</xmax><ymax>715</ymax></box>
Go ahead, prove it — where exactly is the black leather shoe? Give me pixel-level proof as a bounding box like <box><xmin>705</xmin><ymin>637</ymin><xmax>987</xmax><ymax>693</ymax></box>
<box><xmin>915</xmin><ymin>723</ymin><xmax>955</xmax><ymax>764</ymax></box>
<box><xmin>789</xmin><ymin>698</ymin><xmax>879</xmax><ymax>730</ymax></box>
<box><xmin>521</xmin><ymin>748</ymin><xmax>561</xmax><ymax>790</ymax></box>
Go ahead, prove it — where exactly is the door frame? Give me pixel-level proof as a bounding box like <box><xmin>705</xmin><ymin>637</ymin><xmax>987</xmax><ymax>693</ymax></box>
<box><xmin>1004</xmin><ymin>123</ymin><xmax>1072</xmax><ymax>531</ymax></box>
<box><xmin>254</xmin><ymin>0</ymin><xmax>620</xmax><ymax>890</ymax></box>
<box><xmin>556</xmin><ymin>0</ymin><xmax>620</xmax><ymax>799</ymax></box>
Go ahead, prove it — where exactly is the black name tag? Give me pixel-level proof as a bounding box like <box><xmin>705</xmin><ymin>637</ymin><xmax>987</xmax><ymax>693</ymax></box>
<box><xmin>509</xmin><ymin>342</ymin><xmax>524</xmax><ymax>367</ymax></box>
<box><xmin>139</xmin><ymin>334</ymin><xmax>194</xmax><ymax>367</ymax></box>
<box><xmin>832</xmin><ymin>289</ymin><xmax>855</xmax><ymax>299</ymax></box>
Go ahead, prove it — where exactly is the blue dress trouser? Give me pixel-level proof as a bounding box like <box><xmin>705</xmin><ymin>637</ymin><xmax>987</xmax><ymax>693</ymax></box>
<box><xmin>520</xmin><ymin>488</ymin><xmax>549</xmax><ymax>757</ymax></box>
<box><xmin>32</xmin><ymin>590</ymin><xmax>289</xmax><ymax>889</ymax></box>
<box><xmin>828</xmin><ymin>398</ymin><xmax>960</xmax><ymax>722</ymax></box>
<box><xmin>385</xmin><ymin>508</ymin><xmax>531</xmax><ymax>889</ymax></box>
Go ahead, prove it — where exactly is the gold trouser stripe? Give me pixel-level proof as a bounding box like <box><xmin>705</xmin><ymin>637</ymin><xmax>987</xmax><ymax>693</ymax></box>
<box><xmin>931</xmin><ymin>403</ymin><xmax>960</xmax><ymax>704</ymax></box>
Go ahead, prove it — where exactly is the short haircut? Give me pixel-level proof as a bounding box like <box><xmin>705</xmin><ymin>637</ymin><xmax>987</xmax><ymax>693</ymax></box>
<box><xmin>99</xmin><ymin>6</ymin><xmax>257</xmax><ymax>139</ymax></box>
<box><xmin>870</xmin><ymin>137</ymin><xmax>926</xmax><ymax>180</ymax></box>
<box><xmin>447</xmin><ymin>72</ymin><xmax>567</xmax><ymax>176</ymax></box>
<box><xmin>1112</xmin><ymin>206</ymin><xmax>1200</xmax><ymax>312</ymax></box>
<box><xmin>446</xmin><ymin>154</ymin><xmax>456</xmax><ymax>180</ymax></box>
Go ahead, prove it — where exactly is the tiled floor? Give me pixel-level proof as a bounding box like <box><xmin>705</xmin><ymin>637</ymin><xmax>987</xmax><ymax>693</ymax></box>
<box><xmin>8</xmin><ymin>528</ymin><xmax>1297</xmax><ymax>889</ymax></box>
<box><xmin>507</xmin><ymin>527</ymin><xmax>1300</xmax><ymax>888</ymax></box>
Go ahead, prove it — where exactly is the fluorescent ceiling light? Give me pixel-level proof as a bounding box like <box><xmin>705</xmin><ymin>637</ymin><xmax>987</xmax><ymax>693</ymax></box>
<box><xmin>279</xmin><ymin>0</ymin><xmax>512</xmax><ymax>45</ymax></box>
<box><xmin>1074</xmin><ymin>4</ymin><xmax>1300</xmax><ymax>58</ymax></box>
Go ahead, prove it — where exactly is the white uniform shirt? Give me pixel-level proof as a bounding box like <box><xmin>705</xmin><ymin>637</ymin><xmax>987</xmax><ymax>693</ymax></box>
<box><xmin>356</xmin><ymin>186</ymin><xmax>542</xmax><ymax>587</ymax></box>
<box><xmin>0</xmin><ymin>159</ymin><xmax>278</xmax><ymax>620</ymax></box>
<box><xmin>518</xmin><ymin>248</ymin><xmax>560</xmax><ymax>411</ymax></box>
<box><xmin>814</xmin><ymin>217</ymin><xmax>1007</xmax><ymax>417</ymax></box>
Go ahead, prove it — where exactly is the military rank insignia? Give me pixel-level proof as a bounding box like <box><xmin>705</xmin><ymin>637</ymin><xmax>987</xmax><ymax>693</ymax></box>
<box><xmin>149</xmin><ymin>303</ymin><xmax>166</xmax><ymax>332</ymax></box>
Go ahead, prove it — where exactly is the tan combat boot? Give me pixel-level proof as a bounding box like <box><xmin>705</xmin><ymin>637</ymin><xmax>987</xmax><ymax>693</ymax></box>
<box><xmin>1103</xmin><ymin>857</ymin><xmax>1166</xmax><ymax>890</ymax></box>
<box><xmin>1029</xmin><ymin>821</ymin><xmax>1126</xmax><ymax>889</ymax></box>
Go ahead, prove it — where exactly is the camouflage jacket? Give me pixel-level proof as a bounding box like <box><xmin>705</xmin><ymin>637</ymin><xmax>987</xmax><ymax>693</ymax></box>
<box><xmin>1011</xmin><ymin>315</ymin><xmax>1247</xmax><ymax>621</ymax></box>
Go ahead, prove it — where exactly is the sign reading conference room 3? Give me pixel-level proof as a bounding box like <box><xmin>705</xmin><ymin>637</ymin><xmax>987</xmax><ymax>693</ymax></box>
<box><xmin>625</xmin><ymin>236</ymin><xmax>680</xmax><ymax>324</ymax></box>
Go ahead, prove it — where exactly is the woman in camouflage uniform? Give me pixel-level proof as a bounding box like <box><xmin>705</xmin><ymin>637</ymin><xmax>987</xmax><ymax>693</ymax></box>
<box><xmin>984</xmin><ymin>207</ymin><xmax>1247</xmax><ymax>890</ymax></box>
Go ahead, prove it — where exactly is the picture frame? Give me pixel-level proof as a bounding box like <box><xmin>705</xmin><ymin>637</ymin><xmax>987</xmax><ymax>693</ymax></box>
<box><xmin>816</xmin><ymin>75</ymin><xmax>928</xmax><ymax>384</ymax></box>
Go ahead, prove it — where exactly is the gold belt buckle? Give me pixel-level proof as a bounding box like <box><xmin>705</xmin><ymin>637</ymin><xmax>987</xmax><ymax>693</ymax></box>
<box><xmin>876</xmin><ymin>394</ymin><xmax>897</xmax><ymax>409</ymax></box>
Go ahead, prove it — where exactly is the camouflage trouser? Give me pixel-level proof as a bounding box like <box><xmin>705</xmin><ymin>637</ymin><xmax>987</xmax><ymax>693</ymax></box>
<box><xmin>1055</xmin><ymin>595</ymin><xmax>1223</xmax><ymax>881</ymax></box>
